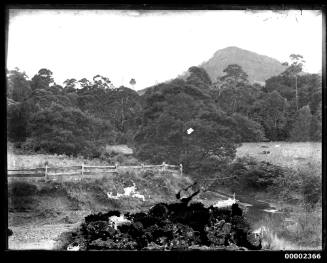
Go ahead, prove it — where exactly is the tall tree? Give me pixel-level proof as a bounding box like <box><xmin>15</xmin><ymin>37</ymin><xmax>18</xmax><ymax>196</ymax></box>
<box><xmin>250</xmin><ymin>91</ymin><xmax>289</xmax><ymax>141</ymax></box>
<box><xmin>281</xmin><ymin>54</ymin><xmax>306</xmax><ymax>110</ymax></box>
<box><xmin>63</xmin><ymin>78</ymin><xmax>78</xmax><ymax>93</ymax></box>
<box><xmin>129</xmin><ymin>78</ymin><xmax>136</xmax><ymax>89</ymax></box>
<box><xmin>30</xmin><ymin>68</ymin><xmax>54</xmax><ymax>90</ymax></box>
<box><xmin>93</xmin><ymin>75</ymin><xmax>112</xmax><ymax>89</ymax></box>
<box><xmin>135</xmin><ymin>76</ymin><xmax>238</xmax><ymax>173</ymax></box>
<box><xmin>186</xmin><ymin>66</ymin><xmax>212</xmax><ymax>90</ymax></box>
<box><xmin>214</xmin><ymin>64</ymin><xmax>253</xmax><ymax>115</ymax></box>
<box><xmin>6</xmin><ymin>68</ymin><xmax>32</xmax><ymax>102</ymax></box>
<box><xmin>289</xmin><ymin>105</ymin><xmax>313</xmax><ymax>141</ymax></box>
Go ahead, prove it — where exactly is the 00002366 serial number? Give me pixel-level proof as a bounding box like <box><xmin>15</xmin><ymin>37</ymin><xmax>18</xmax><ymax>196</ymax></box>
<box><xmin>285</xmin><ymin>253</ymin><xmax>321</xmax><ymax>259</ymax></box>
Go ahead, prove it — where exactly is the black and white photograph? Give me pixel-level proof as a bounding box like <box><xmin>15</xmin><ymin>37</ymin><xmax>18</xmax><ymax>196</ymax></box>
<box><xmin>5</xmin><ymin>7</ymin><xmax>324</xmax><ymax>252</ymax></box>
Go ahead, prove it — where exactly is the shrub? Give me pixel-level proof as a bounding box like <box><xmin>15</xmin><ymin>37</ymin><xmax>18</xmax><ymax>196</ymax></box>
<box><xmin>225</xmin><ymin>157</ymin><xmax>285</xmax><ymax>190</ymax></box>
<box><xmin>9</xmin><ymin>182</ymin><xmax>38</xmax><ymax>196</ymax></box>
<box><xmin>302</xmin><ymin>174</ymin><xmax>321</xmax><ymax>208</ymax></box>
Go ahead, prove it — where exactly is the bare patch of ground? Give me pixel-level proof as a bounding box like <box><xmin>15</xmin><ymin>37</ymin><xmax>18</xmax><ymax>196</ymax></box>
<box><xmin>8</xmin><ymin>223</ymin><xmax>80</xmax><ymax>250</ymax></box>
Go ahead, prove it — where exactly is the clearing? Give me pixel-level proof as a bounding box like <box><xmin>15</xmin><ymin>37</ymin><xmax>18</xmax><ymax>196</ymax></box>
<box><xmin>236</xmin><ymin>142</ymin><xmax>321</xmax><ymax>171</ymax></box>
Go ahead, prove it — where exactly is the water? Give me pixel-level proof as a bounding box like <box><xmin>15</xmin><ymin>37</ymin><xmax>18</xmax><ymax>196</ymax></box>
<box><xmin>210</xmin><ymin>190</ymin><xmax>286</xmax><ymax>227</ymax></box>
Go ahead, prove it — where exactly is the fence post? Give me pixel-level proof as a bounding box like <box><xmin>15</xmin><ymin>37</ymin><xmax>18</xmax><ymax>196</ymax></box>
<box><xmin>115</xmin><ymin>162</ymin><xmax>119</xmax><ymax>171</ymax></box>
<box><xmin>141</xmin><ymin>163</ymin><xmax>144</xmax><ymax>171</ymax></box>
<box><xmin>180</xmin><ymin>163</ymin><xmax>183</xmax><ymax>176</ymax></box>
<box><xmin>162</xmin><ymin>162</ymin><xmax>166</xmax><ymax>171</ymax></box>
<box><xmin>45</xmin><ymin>164</ymin><xmax>48</xmax><ymax>180</ymax></box>
<box><xmin>81</xmin><ymin>163</ymin><xmax>84</xmax><ymax>179</ymax></box>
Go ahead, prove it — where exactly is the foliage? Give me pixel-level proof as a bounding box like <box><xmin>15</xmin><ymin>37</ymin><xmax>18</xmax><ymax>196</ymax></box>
<box><xmin>7</xmin><ymin>68</ymin><xmax>143</xmax><ymax>158</ymax></box>
<box><xmin>221</xmin><ymin>157</ymin><xmax>321</xmax><ymax>207</ymax></box>
<box><xmin>186</xmin><ymin>66</ymin><xmax>212</xmax><ymax>89</ymax></box>
<box><xmin>289</xmin><ymin>106</ymin><xmax>315</xmax><ymax>141</ymax></box>
<box><xmin>7</xmin><ymin>102</ymin><xmax>31</xmax><ymax>142</ymax></box>
<box><xmin>231</xmin><ymin>113</ymin><xmax>266</xmax><ymax>142</ymax></box>
<box><xmin>6</xmin><ymin>68</ymin><xmax>32</xmax><ymax>101</ymax></box>
<box><xmin>30</xmin><ymin>68</ymin><xmax>54</xmax><ymax>90</ymax></box>
<box><xmin>250</xmin><ymin>91</ymin><xmax>289</xmax><ymax>140</ymax></box>
<box><xmin>224</xmin><ymin>157</ymin><xmax>286</xmax><ymax>190</ymax></box>
<box><xmin>6</xmin><ymin>56</ymin><xmax>322</xmax><ymax>159</ymax></box>
<box><xmin>27</xmin><ymin>103</ymin><xmax>115</xmax><ymax>157</ymax></box>
<box><xmin>220</xmin><ymin>64</ymin><xmax>249</xmax><ymax>85</ymax></box>
<box><xmin>135</xmin><ymin>70</ymin><xmax>239</xmax><ymax>174</ymax></box>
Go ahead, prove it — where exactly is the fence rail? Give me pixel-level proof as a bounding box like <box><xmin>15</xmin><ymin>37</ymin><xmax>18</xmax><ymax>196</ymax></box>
<box><xmin>7</xmin><ymin>162</ymin><xmax>183</xmax><ymax>179</ymax></box>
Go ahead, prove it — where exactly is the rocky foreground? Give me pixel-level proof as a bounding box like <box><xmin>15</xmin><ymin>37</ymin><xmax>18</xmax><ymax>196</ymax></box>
<box><xmin>57</xmin><ymin>201</ymin><xmax>262</xmax><ymax>250</ymax></box>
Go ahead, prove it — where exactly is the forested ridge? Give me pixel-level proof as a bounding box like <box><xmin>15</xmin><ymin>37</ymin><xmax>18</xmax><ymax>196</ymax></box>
<box><xmin>7</xmin><ymin>54</ymin><xmax>322</xmax><ymax>174</ymax></box>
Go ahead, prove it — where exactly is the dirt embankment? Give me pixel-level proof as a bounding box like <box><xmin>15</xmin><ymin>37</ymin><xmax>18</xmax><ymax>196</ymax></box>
<box><xmin>7</xmin><ymin>169</ymin><xmax>195</xmax><ymax>250</ymax></box>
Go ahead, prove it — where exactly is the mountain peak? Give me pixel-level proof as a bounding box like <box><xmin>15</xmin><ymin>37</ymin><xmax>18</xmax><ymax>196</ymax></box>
<box><xmin>202</xmin><ymin>47</ymin><xmax>287</xmax><ymax>83</ymax></box>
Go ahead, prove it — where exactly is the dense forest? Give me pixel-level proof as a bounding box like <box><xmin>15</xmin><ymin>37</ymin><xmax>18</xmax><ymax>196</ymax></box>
<box><xmin>7</xmin><ymin>54</ymin><xmax>322</xmax><ymax>174</ymax></box>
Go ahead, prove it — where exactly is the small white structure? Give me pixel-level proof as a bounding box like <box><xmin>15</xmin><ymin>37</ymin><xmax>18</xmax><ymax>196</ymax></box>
<box><xmin>67</xmin><ymin>243</ymin><xmax>80</xmax><ymax>251</ymax></box>
<box><xmin>186</xmin><ymin>128</ymin><xmax>194</xmax><ymax>135</ymax></box>
<box><xmin>213</xmin><ymin>193</ymin><xmax>238</xmax><ymax>208</ymax></box>
<box><xmin>109</xmin><ymin>214</ymin><xmax>131</xmax><ymax>230</ymax></box>
<box><xmin>107</xmin><ymin>182</ymin><xmax>146</xmax><ymax>201</ymax></box>
<box><xmin>263</xmin><ymin>208</ymin><xmax>279</xmax><ymax>213</ymax></box>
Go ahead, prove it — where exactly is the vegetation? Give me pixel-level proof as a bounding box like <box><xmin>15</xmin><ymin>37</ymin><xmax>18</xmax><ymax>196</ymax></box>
<box><xmin>7</xmin><ymin>53</ymin><xmax>321</xmax><ymax>176</ymax></box>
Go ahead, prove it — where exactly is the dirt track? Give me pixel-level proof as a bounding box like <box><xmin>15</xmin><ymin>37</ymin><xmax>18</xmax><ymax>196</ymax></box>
<box><xmin>8</xmin><ymin>223</ymin><xmax>80</xmax><ymax>250</ymax></box>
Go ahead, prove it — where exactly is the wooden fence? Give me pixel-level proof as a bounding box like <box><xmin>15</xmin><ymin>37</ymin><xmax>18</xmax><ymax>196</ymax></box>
<box><xmin>7</xmin><ymin>162</ymin><xmax>183</xmax><ymax>179</ymax></box>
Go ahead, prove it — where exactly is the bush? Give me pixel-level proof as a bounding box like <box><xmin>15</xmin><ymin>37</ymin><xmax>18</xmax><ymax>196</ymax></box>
<box><xmin>302</xmin><ymin>175</ymin><xmax>321</xmax><ymax>208</ymax></box>
<box><xmin>221</xmin><ymin>157</ymin><xmax>321</xmax><ymax>207</ymax></box>
<box><xmin>20</xmin><ymin>138</ymin><xmax>36</xmax><ymax>152</ymax></box>
<box><xmin>225</xmin><ymin>157</ymin><xmax>285</xmax><ymax>190</ymax></box>
<box><xmin>9</xmin><ymin>182</ymin><xmax>38</xmax><ymax>196</ymax></box>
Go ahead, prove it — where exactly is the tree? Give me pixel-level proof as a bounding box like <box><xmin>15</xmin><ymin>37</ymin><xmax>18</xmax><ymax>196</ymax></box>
<box><xmin>186</xmin><ymin>66</ymin><xmax>212</xmax><ymax>89</ymax></box>
<box><xmin>134</xmin><ymin>76</ymin><xmax>238</xmax><ymax>174</ymax></box>
<box><xmin>281</xmin><ymin>54</ymin><xmax>306</xmax><ymax>110</ymax></box>
<box><xmin>282</xmin><ymin>54</ymin><xmax>305</xmax><ymax>76</ymax></box>
<box><xmin>6</xmin><ymin>68</ymin><xmax>32</xmax><ymax>102</ymax></box>
<box><xmin>106</xmin><ymin>87</ymin><xmax>143</xmax><ymax>136</ymax></box>
<box><xmin>27</xmin><ymin>103</ymin><xmax>115</xmax><ymax>156</ymax></box>
<box><xmin>231</xmin><ymin>113</ymin><xmax>266</xmax><ymax>142</ymax></box>
<box><xmin>30</xmin><ymin>68</ymin><xmax>54</xmax><ymax>90</ymax></box>
<box><xmin>220</xmin><ymin>64</ymin><xmax>249</xmax><ymax>85</ymax></box>
<box><xmin>63</xmin><ymin>78</ymin><xmax>78</xmax><ymax>93</ymax></box>
<box><xmin>93</xmin><ymin>75</ymin><xmax>112</xmax><ymax>89</ymax></box>
<box><xmin>78</xmin><ymin>78</ymin><xmax>92</xmax><ymax>89</ymax></box>
<box><xmin>289</xmin><ymin>105</ymin><xmax>312</xmax><ymax>141</ymax></box>
<box><xmin>7</xmin><ymin>103</ymin><xmax>30</xmax><ymax>142</ymax></box>
<box><xmin>129</xmin><ymin>78</ymin><xmax>136</xmax><ymax>89</ymax></box>
<box><xmin>250</xmin><ymin>91</ymin><xmax>289</xmax><ymax>141</ymax></box>
<box><xmin>213</xmin><ymin>65</ymin><xmax>253</xmax><ymax>115</ymax></box>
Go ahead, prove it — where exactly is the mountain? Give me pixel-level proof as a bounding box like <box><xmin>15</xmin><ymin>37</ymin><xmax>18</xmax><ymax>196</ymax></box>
<box><xmin>199</xmin><ymin>46</ymin><xmax>287</xmax><ymax>85</ymax></box>
<box><xmin>138</xmin><ymin>46</ymin><xmax>288</xmax><ymax>95</ymax></box>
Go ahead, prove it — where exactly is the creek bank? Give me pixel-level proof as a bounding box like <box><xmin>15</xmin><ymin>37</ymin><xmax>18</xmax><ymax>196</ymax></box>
<box><xmin>57</xmin><ymin>201</ymin><xmax>262</xmax><ymax>250</ymax></box>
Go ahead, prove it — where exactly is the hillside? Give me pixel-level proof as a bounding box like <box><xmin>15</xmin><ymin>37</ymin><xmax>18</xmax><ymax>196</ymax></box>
<box><xmin>200</xmin><ymin>46</ymin><xmax>287</xmax><ymax>84</ymax></box>
<box><xmin>138</xmin><ymin>46</ymin><xmax>287</xmax><ymax>95</ymax></box>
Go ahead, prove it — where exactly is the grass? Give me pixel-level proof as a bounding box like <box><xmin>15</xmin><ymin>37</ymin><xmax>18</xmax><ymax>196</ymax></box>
<box><xmin>250</xmin><ymin>207</ymin><xmax>322</xmax><ymax>250</ymax></box>
<box><xmin>8</xmin><ymin>165</ymin><xmax>193</xmax><ymax>226</ymax></box>
<box><xmin>7</xmin><ymin>151</ymin><xmax>110</xmax><ymax>169</ymax></box>
<box><xmin>105</xmin><ymin>144</ymin><xmax>133</xmax><ymax>155</ymax></box>
<box><xmin>7</xmin><ymin>144</ymin><xmax>139</xmax><ymax>169</ymax></box>
<box><xmin>236</xmin><ymin>142</ymin><xmax>321</xmax><ymax>172</ymax></box>
<box><xmin>236</xmin><ymin>142</ymin><xmax>322</xmax><ymax>250</ymax></box>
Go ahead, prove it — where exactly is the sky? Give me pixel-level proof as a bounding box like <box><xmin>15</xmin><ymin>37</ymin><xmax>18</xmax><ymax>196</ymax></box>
<box><xmin>6</xmin><ymin>9</ymin><xmax>322</xmax><ymax>90</ymax></box>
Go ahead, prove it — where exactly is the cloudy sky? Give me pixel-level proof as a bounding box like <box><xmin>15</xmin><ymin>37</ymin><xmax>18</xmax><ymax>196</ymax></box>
<box><xmin>7</xmin><ymin>9</ymin><xmax>322</xmax><ymax>90</ymax></box>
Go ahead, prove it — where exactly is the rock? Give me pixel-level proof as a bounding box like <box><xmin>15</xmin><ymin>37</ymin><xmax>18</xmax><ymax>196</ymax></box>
<box><xmin>8</xmin><ymin>228</ymin><xmax>13</xmax><ymax>237</ymax></box>
<box><xmin>65</xmin><ymin>200</ymin><xmax>260</xmax><ymax>250</ymax></box>
<box><xmin>222</xmin><ymin>222</ymin><xmax>232</xmax><ymax>234</ymax></box>
<box><xmin>231</xmin><ymin>203</ymin><xmax>242</xmax><ymax>216</ymax></box>
<box><xmin>246</xmin><ymin>232</ymin><xmax>262</xmax><ymax>250</ymax></box>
